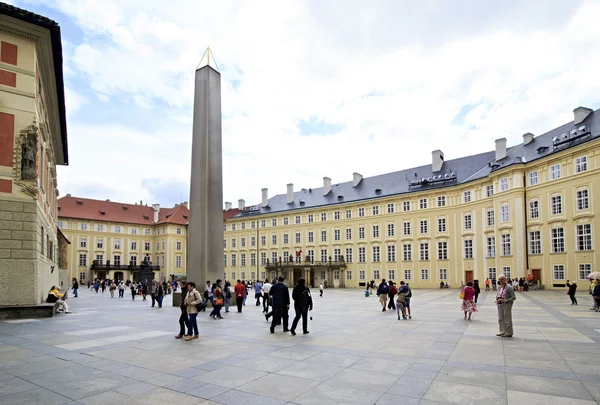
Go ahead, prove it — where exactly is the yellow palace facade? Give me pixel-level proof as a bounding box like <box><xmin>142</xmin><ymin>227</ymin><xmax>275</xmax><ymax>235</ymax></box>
<box><xmin>223</xmin><ymin>106</ymin><xmax>599</xmax><ymax>289</ymax></box>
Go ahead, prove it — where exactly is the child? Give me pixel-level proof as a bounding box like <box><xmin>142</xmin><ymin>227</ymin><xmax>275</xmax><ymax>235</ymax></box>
<box><xmin>396</xmin><ymin>282</ymin><xmax>409</xmax><ymax>320</ymax></box>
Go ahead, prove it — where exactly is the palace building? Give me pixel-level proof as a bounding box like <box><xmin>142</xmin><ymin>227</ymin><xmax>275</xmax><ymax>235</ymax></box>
<box><xmin>0</xmin><ymin>3</ymin><xmax>69</xmax><ymax>306</ymax></box>
<box><xmin>224</xmin><ymin>106</ymin><xmax>599</xmax><ymax>290</ymax></box>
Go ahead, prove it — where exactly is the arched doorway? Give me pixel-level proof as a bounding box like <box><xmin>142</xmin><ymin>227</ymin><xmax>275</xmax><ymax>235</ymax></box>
<box><xmin>114</xmin><ymin>271</ymin><xmax>124</xmax><ymax>281</ymax></box>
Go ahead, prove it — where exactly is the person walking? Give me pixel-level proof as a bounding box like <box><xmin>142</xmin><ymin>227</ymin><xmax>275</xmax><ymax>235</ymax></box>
<box><xmin>405</xmin><ymin>283</ymin><xmax>412</xmax><ymax>319</ymax></box>
<box><xmin>396</xmin><ymin>281</ymin><xmax>409</xmax><ymax>320</ymax></box>
<box><xmin>496</xmin><ymin>275</ymin><xmax>516</xmax><ymax>337</ymax></box>
<box><xmin>130</xmin><ymin>282</ymin><xmax>137</xmax><ymax>300</ymax></box>
<box><xmin>156</xmin><ymin>281</ymin><xmax>164</xmax><ymax>308</ymax></box>
<box><xmin>387</xmin><ymin>281</ymin><xmax>397</xmax><ymax>311</ymax></box>
<box><xmin>473</xmin><ymin>279</ymin><xmax>481</xmax><ymax>304</ymax></box>
<box><xmin>254</xmin><ymin>280</ymin><xmax>263</xmax><ymax>306</ymax></box>
<box><xmin>592</xmin><ymin>278</ymin><xmax>600</xmax><ymax>312</ymax></box>
<box><xmin>109</xmin><ymin>282</ymin><xmax>116</xmax><ymax>298</ymax></box>
<box><xmin>262</xmin><ymin>279</ymin><xmax>272</xmax><ymax>313</ymax></box>
<box><xmin>491</xmin><ymin>277</ymin><xmax>497</xmax><ymax>291</ymax></box>
<box><xmin>118</xmin><ymin>281</ymin><xmax>125</xmax><ymax>298</ymax></box>
<box><xmin>184</xmin><ymin>282</ymin><xmax>201</xmax><ymax>340</ymax></box>
<box><xmin>175</xmin><ymin>282</ymin><xmax>190</xmax><ymax>339</ymax></box>
<box><xmin>224</xmin><ymin>281</ymin><xmax>232</xmax><ymax>313</ymax></box>
<box><xmin>377</xmin><ymin>279</ymin><xmax>389</xmax><ymax>312</ymax></box>
<box><xmin>101</xmin><ymin>280</ymin><xmax>106</xmax><ymax>293</ymax></box>
<box><xmin>234</xmin><ymin>280</ymin><xmax>246</xmax><ymax>313</ymax></box>
<box><xmin>72</xmin><ymin>278</ymin><xmax>79</xmax><ymax>298</ymax></box>
<box><xmin>242</xmin><ymin>280</ymin><xmax>249</xmax><ymax>306</ymax></box>
<box><xmin>269</xmin><ymin>276</ymin><xmax>290</xmax><ymax>333</ymax></box>
<box><xmin>461</xmin><ymin>282</ymin><xmax>477</xmax><ymax>320</ymax></box>
<box><xmin>319</xmin><ymin>283</ymin><xmax>324</xmax><ymax>297</ymax></box>
<box><xmin>209</xmin><ymin>280</ymin><xmax>224</xmax><ymax>319</ymax></box>
<box><xmin>150</xmin><ymin>281</ymin><xmax>157</xmax><ymax>305</ymax></box>
<box><xmin>202</xmin><ymin>281</ymin><xmax>213</xmax><ymax>311</ymax></box>
<box><xmin>290</xmin><ymin>278</ymin><xmax>313</xmax><ymax>335</ymax></box>
<box><xmin>567</xmin><ymin>281</ymin><xmax>578</xmax><ymax>305</ymax></box>
<box><xmin>485</xmin><ymin>278</ymin><xmax>490</xmax><ymax>291</ymax></box>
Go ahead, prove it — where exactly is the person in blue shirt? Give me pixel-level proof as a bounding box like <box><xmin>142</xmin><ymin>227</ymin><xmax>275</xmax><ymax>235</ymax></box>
<box><xmin>254</xmin><ymin>280</ymin><xmax>263</xmax><ymax>306</ymax></box>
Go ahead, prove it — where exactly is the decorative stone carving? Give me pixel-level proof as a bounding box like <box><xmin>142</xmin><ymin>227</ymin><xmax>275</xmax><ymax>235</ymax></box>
<box><xmin>12</xmin><ymin>122</ymin><xmax>39</xmax><ymax>198</ymax></box>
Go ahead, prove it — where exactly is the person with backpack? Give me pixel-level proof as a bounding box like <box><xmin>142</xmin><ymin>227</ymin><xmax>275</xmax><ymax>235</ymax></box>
<box><xmin>405</xmin><ymin>283</ymin><xmax>413</xmax><ymax>319</ymax></box>
<box><xmin>377</xmin><ymin>279</ymin><xmax>389</xmax><ymax>312</ymax></box>
<box><xmin>224</xmin><ymin>280</ymin><xmax>233</xmax><ymax>313</ymax></box>
<box><xmin>156</xmin><ymin>282</ymin><xmax>164</xmax><ymax>308</ymax></box>
<box><xmin>396</xmin><ymin>281</ymin><xmax>409</xmax><ymax>320</ymax></box>
<box><xmin>387</xmin><ymin>281</ymin><xmax>398</xmax><ymax>310</ymax></box>
<box><xmin>289</xmin><ymin>278</ymin><xmax>313</xmax><ymax>335</ymax></box>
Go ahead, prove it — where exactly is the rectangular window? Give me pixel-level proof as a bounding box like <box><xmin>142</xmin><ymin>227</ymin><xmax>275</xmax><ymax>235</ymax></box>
<box><xmin>463</xmin><ymin>191</ymin><xmax>471</xmax><ymax>203</ymax></box>
<box><xmin>403</xmin><ymin>201</ymin><xmax>411</xmax><ymax>211</ymax></box>
<box><xmin>295</xmin><ymin>232</ymin><xmax>301</xmax><ymax>244</ymax></box>
<box><xmin>487</xmin><ymin>237</ymin><xmax>496</xmax><ymax>258</ymax></box>
<box><xmin>345</xmin><ymin>248</ymin><xmax>353</xmax><ymax>263</ymax></box>
<box><xmin>387</xmin><ymin>245</ymin><xmax>396</xmax><ymax>262</ymax></box>
<box><xmin>501</xmin><ymin>234</ymin><xmax>511</xmax><ymax>256</ymax></box>
<box><xmin>503</xmin><ymin>266</ymin><xmax>511</xmax><ymax>280</ymax></box>
<box><xmin>80</xmin><ymin>237</ymin><xmax>87</xmax><ymax>248</ymax></box>
<box><xmin>283</xmin><ymin>217</ymin><xmax>289</xmax><ymax>225</ymax></box>
<box><xmin>271</xmin><ymin>252</ymin><xmax>278</xmax><ymax>263</ymax></box>
<box><xmin>241</xmin><ymin>222</ymin><xmax>246</xmax><ymax>230</ymax></box>
<box><xmin>283</xmin><ymin>233</ymin><xmax>289</xmax><ymax>244</ymax></box>
<box><xmin>346</xmin><ymin>271</ymin><xmax>352</xmax><ymax>280</ymax></box>
<box><xmin>358</xmin><ymin>208</ymin><xmax>365</xmax><ymax>217</ymax></box>
<box><xmin>321</xmin><ymin>213</ymin><xmax>327</xmax><ymax>222</ymax></box>
<box><xmin>115</xmin><ymin>225</ymin><xmax>121</xmax><ymax>233</ymax></box>
<box><xmin>261</xmin><ymin>220</ymin><xmax>266</xmax><ymax>228</ymax></box>
<box><xmin>321</xmin><ymin>230</ymin><xmax>327</xmax><ymax>242</ymax></box>
<box><xmin>551</xmin><ymin>228</ymin><xmax>565</xmax><ymax>253</ymax></box>
<box><xmin>500</xmin><ymin>178</ymin><xmax>509</xmax><ymax>191</ymax></box>
<box><xmin>114</xmin><ymin>239</ymin><xmax>121</xmax><ymax>249</ymax></box>
<box><xmin>346</xmin><ymin>228</ymin><xmax>352</xmax><ymax>240</ymax></box>
<box><xmin>334</xmin><ymin>248</ymin><xmax>342</xmax><ymax>261</ymax></box>
<box><xmin>359</xmin><ymin>270</ymin><xmax>365</xmax><ymax>280</ymax></box>
<box><xmin>419</xmin><ymin>243</ymin><xmax>429</xmax><ymax>261</ymax></box>
<box><xmin>464</xmin><ymin>214</ymin><xmax>472</xmax><ymax>230</ymax></box>
<box><xmin>251</xmin><ymin>236</ymin><xmax>256</xmax><ymax>247</ymax></box>
<box><xmin>334</xmin><ymin>211</ymin><xmax>340</xmax><ymax>220</ymax></box>
<box><xmin>372</xmin><ymin>246</ymin><xmax>381</xmax><ymax>262</ymax></box>
<box><xmin>251</xmin><ymin>221</ymin><xmax>256</xmax><ymax>229</ymax></box>
<box><xmin>372</xmin><ymin>225</ymin><xmax>379</xmax><ymax>238</ymax></box>
<box><xmin>145</xmin><ymin>228</ymin><xmax>150</xmax><ymax>235</ymax></box>
<box><xmin>359</xmin><ymin>226</ymin><xmax>365</xmax><ymax>239</ymax></box>
<box><xmin>81</xmin><ymin>223</ymin><xmax>88</xmax><ymax>231</ymax></box>
<box><xmin>439</xmin><ymin>268</ymin><xmax>447</xmax><ymax>280</ymax></box>
<box><xmin>550</xmin><ymin>164</ymin><xmax>561</xmax><ymax>180</ymax></box>
<box><xmin>131</xmin><ymin>228</ymin><xmax>138</xmax><ymax>235</ymax></box>
<box><xmin>403</xmin><ymin>221</ymin><xmax>411</xmax><ymax>236</ymax></box>
<box><xmin>486</xmin><ymin>185</ymin><xmax>494</xmax><ymax>197</ymax></box>
<box><xmin>404</xmin><ymin>269</ymin><xmax>411</xmax><ymax>280</ymax></box>
<box><xmin>261</xmin><ymin>235</ymin><xmax>266</xmax><ymax>246</ymax></box>
<box><xmin>272</xmin><ymin>218</ymin><xmax>277</xmax><ymax>227</ymax></box>
<box><xmin>577</xmin><ymin>189</ymin><xmax>589</xmax><ymax>210</ymax></box>
<box><xmin>487</xmin><ymin>210</ymin><xmax>495</xmax><ymax>226</ymax></box>
<box><xmin>113</xmin><ymin>255</ymin><xmax>121</xmax><ymax>266</ymax></box>
<box><xmin>308</xmin><ymin>232</ymin><xmax>314</xmax><ymax>243</ymax></box>
<box><xmin>334</xmin><ymin>270</ymin><xmax>340</xmax><ymax>280</ymax></box>
<box><xmin>358</xmin><ymin>247</ymin><xmax>366</xmax><ymax>263</ymax></box>
<box><xmin>553</xmin><ymin>264</ymin><xmax>565</xmax><ymax>280</ymax></box>
<box><xmin>420</xmin><ymin>220</ymin><xmax>428</xmax><ymax>234</ymax></box>
<box><xmin>232</xmin><ymin>224</ymin><xmax>236</xmax><ymax>231</ymax></box>
<box><xmin>320</xmin><ymin>249</ymin><xmax>328</xmax><ymax>262</ymax></box>
<box><xmin>403</xmin><ymin>244</ymin><xmax>412</xmax><ymax>261</ymax></box>
<box><xmin>345</xmin><ymin>209</ymin><xmax>352</xmax><ymax>219</ymax></box>
<box><xmin>529</xmin><ymin>231</ymin><xmax>541</xmax><ymax>255</ymax></box>
<box><xmin>373</xmin><ymin>270</ymin><xmax>380</xmax><ymax>280</ymax></box>
<box><xmin>438</xmin><ymin>217</ymin><xmax>446</xmax><ymax>233</ymax></box>
<box><xmin>144</xmin><ymin>241</ymin><xmax>150</xmax><ymax>251</ymax></box>
<box><xmin>241</xmin><ymin>237</ymin><xmax>246</xmax><ymax>247</ymax></box>
<box><xmin>387</xmin><ymin>203</ymin><xmax>395</xmax><ymax>214</ymax></box>
<box><xmin>530</xmin><ymin>200</ymin><xmax>539</xmax><ymax>219</ymax></box>
<box><xmin>438</xmin><ymin>241</ymin><xmax>448</xmax><ymax>260</ymax></box>
<box><xmin>130</xmin><ymin>255</ymin><xmax>137</xmax><ymax>266</ymax></box>
<box><xmin>331</xmin><ymin>229</ymin><xmax>339</xmax><ymax>242</ymax></box>
<box><xmin>260</xmin><ymin>252</ymin><xmax>267</xmax><ymax>265</ymax></box>
<box><xmin>501</xmin><ymin>204</ymin><xmax>509</xmax><ymax>222</ymax></box>
<box><xmin>131</xmin><ymin>241</ymin><xmax>137</xmax><ymax>250</ymax></box>
<box><xmin>488</xmin><ymin>267</ymin><xmax>496</xmax><ymax>279</ymax></box>
<box><xmin>231</xmin><ymin>238</ymin><xmax>236</xmax><ymax>248</ymax></box>
<box><xmin>419</xmin><ymin>198</ymin><xmax>428</xmax><ymax>209</ymax></box>
<box><xmin>464</xmin><ymin>240</ymin><xmax>473</xmax><ymax>259</ymax></box>
<box><xmin>308</xmin><ymin>214</ymin><xmax>314</xmax><ymax>223</ymax></box>
<box><xmin>575</xmin><ymin>156</ymin><xmax>588</xmax><ymax>173</ymax></box>
<box><xmin>437</xmin><ymin>196</ymin><xmax>446</xmax><ymax>207</ymax></box>
<box><xmin>579</xmin><ymin>264</ymin><xmax>592</xmax><ymax>280</ymax></box>
<box><xmin>79</xmin><ymin>254</ymin><xmax>87</xmax><ymax>267</ymax></box>
<box><xmin>96</xmin><ymin>224</ymin><xmax>103</xmax><ymax>232</ymax></box>
<box><xmin>551</xmin><ymin>195</ymin><xmax>562</xmax><ymax>215</ymax></box>
<box><xmin>295</xmin><ymin>216</ymin><xmax>301</xmax><ymax>224</ymax></box>
<box><xmin>421</xmin><ymin>269</ymin><xmax>429</xmax><ymax>280</ymax></box>
<box><xmin>251</xmin><ymin>253</ymin><xmax>256</xmax><ymax>266</ymax></box>
<box><xmin>372</xmin><ymin>206</ymin><xmax>379</xmax><ymax>215</ymax></box>
<box><xmin>79</xmin><ymin>272</ymin><xmax>86</xmax><ymax>280</ymax></box>
<box><xmin>388</xmin><ymin>270</ymin><xmax>395</xmax><ymax>281</ymax></box>
<box><xmin>529</xmin><ymin>171</ymin><xmax>538</xmax><ymax>186</ymax></box>
<box><xmin>387</xmin><ymin>223</ymin><xmax>395</xmax><ymax>237</ymax></box>
<box><xmin>231</xmin><ymin>254</ymin><xmax>237</xmax><ymax>266</ymax></box>
<box><xmin>577</xmin><ymin>224</ymin><xmax>592</xmax><ymax>251</ymax></box>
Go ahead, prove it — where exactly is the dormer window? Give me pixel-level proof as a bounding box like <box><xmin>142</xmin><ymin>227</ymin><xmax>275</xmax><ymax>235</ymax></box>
<box><xmin>76</xmin><ymin>200</ymin><xmax>83</xmax><ymax>205</ymax></box>
<box><xmin>99</xmin><ymin>210</ymin><xmax>105</xmax><ymax>215</ymax></box>
<box><xmin>143</xmin><ymin>215</ymin><xmax>149</xmax><ymax>220</ymax></box>
<box><xmin>122</xmin><ymin>206</ymin><xmax>128</xmax><ymax>210</ymax></box>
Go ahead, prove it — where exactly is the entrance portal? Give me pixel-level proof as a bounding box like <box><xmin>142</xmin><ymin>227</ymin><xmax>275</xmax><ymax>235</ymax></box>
<box><xmin>114</xmin><ymin>271</ymin><xmax>124</xmax><ymax>281</ymax></box>
<box><xmin>465</xmin><ymin>271</ymin><xmax>474</xmax><ymax>284</ymax></box>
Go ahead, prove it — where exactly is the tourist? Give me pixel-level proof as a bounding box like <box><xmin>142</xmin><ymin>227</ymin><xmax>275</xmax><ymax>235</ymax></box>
<box><xmin>485</xmin><ymin>278</ymin><xmax>490</xmax><ymax>291</ymax></box>
<box><xmin>590</xmin><ymin>279</ymin><xmax>598</xmax><ymax>311</ymax></box>
<box><xmin>46</xmin><ymin>286</ymin><xmax>71</xmax><ymax>313</ymax></box>
<box><xmin>387</xmin><ymin>281</ymin><xmax>397</xmax><ymax>310</ymax></box>
<box><xmin>473</xmin><ymin>279</ymin><xmax>481</xmax><ymax>304</ymax></box>
<box><xmin>94</xmin><ymin>280</ymin><xmax>99</xmax><ymax>293</ymax></box>
<box><xmin>592</xmin><ymin>278</ymin><xmax>600</xmax><ymax>312</ymax></box>
<box><xmin>224</xmin><ymin>280</ymin><xmax>232</xmax><ymax>313</ymax></box>
<box><xmin>496</xmin><ymin>275</ymin><xmax>516</xmax><ymax>337</ymax></box>
<box><xmin>101</xmin><ymin>280</ymin><xmax>106</xmax><ymax>293</ymax></box>
<box><xmin>151</xmin><ymin>280</ymin><xmax>159</xmax><ymax>305</ymax></box>
<box><xmin>209</xmin><ymin>279</ymin><xmax>224</xmax><ymax>319</ymax></box>
<box><xmin>156</xmin><ymin>281</ymin><xmax>164</xmax><ymax>308</ymax></box>
<box><xmin>377</xmin><ymin>279</ymin><xmax>389</xmax><ymax>312</ymax></box>
<box><xmin>567</xmin><ymin>280</ymin><xmax>578</xmax><ymax>305</ymax></box>
<box><xmin>461</xmin><ymin>282</ymin><xmax>477</xmax><ymax>320</ymax></box>
<box><xmin>405</xmin><ymin>283</ymin><xmax>412</xmax><ymax>319</ymax></box>
<box><xmin>203</xmin><ymin>281</ymin><xmax>213</xmax><ymax>310</ymax></box>
<box><xmin>185</xmin><ymin>282</ymin><xmax>201</xmax><ymax>340</ymax></box>
<box><xmin>491</xmin><ymin>277</ymin><xmax>497</xmax><ymax>291</ymax></box>
<box><xmin>130</xmin><ymin>282</ymin><xmax>137</xmax><ymax>300</ymax></box>
<box><xmin>175</xmin><ymin>281</ymin><xmax>190</xmax><ymax>339</ymax></box>
<box><xmin>234</xmin><ymin>280</ymin><xmax>246</xmax><ymax>312</ymax></box>
<box><xmin>439</xmin><ymin>281</ymin><xmax>444</xmax><ymax>289</ymax></box>
<box><xmin>72</xmin><ymin>278</ymin><xmax>79</xmax><ymax>298</ymax></box>
<box><xmin>87</xmin><ymin>280</ymin><xmax>91</xmax><ymax>289</ymax></box>
<box><xmin>242</xmin><ymin>280</ymin><xmax>248</xmax><ymax>306</ymax></box>
<box><xmin>319</xmin><ymin>283</ymin><xmax>324</xmax><ymax>297</ymax></box>
<box><xmin>269</xmin><ymin>276</ymin><xmax>290</xmax><ymax>334</ymax></box>
<box><xmin>254</xmin><ymin>280</ymin><xmax>263</xmax><ymax>306</ymax></box>
<box><xmin>396</xmin><ymin>281</ymin><xmax>408</xmax><ymax>320</ymax></box>
<box><xmin>118</xmin><ymin>281</ymin><xmax>125</xmax><ymax>298</ymax></box>
<box><xmin>290</xmin><ymin>278</ymin><xmax>313</xmax><ymax>335</ymax></box>
<box><xmin>109</xmin><ymin>282</ymin><xmax>116</xmax><ymax>298</ymax></box>
<box><xmin>262</xmin><ymin>279</ymin><xmax>272</xmax><ymax>313</ymax></box>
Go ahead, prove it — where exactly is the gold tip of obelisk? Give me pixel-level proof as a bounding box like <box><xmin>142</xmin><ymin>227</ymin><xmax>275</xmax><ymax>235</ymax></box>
<box><xmin>197</xmin><ymin>47</ymin><xmax>220</xmax><ymax>72</ymax></box>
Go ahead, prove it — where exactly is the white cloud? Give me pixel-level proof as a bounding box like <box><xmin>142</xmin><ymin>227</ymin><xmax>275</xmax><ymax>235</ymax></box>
<box><xmin>40</xmin><ymin>0</ymin><xmax>600</xmax><ymax>206</ymax></box>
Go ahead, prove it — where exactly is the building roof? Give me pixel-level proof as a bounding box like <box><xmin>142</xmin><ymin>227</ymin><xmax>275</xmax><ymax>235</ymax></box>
<box><xmin>235</xmin><ymin>108</ymin><xmax>600</xmax><ymax>218</ymax></box>
<box><xmin>0</xmin><ymin>2</ymin><xmax>68</xmax><ymax>164</ymax></box>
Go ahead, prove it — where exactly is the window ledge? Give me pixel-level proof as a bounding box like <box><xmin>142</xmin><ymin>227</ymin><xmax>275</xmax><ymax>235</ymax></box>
<box><xmin>548</xmin><ymin>217</ymin><xmax>566</xmax><ymax>224</ymax></box>
<box><xmin>498</xmin><ymin>224</ymin><xmax>512</xmax><ymax>230</ymax></box>
<box><xmin>572</xmin><ymin>213</ymin><xmax>594</xmax><ymax>220</ymax></box>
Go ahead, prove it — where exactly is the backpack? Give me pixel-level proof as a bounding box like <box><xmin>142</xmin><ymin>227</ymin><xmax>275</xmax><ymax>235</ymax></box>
<box><xmin>389</xmin><ymin>285</ymin><xmax>398</xmax><ymax>295</ymax></box>
<box><xmin>379</xmin><ymin>283</ymin><xmax>389</xmax><ymax>294</ymax></box>
<box><xmin>298</xmin><ymin>287</ymin><xmax>312</xmax><ymax>307</ymax></box>
<box><xmin>46</xmin><ymin>293</ymin><xmax>58</xmax><ymax>303</ymax></box>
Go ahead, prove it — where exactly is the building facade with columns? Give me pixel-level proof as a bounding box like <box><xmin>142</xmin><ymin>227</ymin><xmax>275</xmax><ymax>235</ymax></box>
<box><xmin>0</xmin><ymin>4</ymin><xmax>69</xmax><ymax>305</ymax></box>
<box><xmin>223</xmin><ymin>106</ymin><xmax>600</xmax><ymax>290</ymax></box>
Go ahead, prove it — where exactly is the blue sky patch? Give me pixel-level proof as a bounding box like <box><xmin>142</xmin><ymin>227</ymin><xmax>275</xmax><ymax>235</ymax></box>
<box><xmin>298</xmin><ymin>116</ymin><xmax>345</xmax><ymax>136</ymax></box>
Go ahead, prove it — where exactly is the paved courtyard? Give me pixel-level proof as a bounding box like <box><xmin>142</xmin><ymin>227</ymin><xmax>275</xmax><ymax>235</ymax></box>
<box><xmin>1</xmin><ymin>287</ymin><xmax>600</xmax><ymax>405</ymax></box>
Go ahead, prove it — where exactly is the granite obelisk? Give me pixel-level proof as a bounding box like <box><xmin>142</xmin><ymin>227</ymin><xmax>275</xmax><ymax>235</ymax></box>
<box><xmin>187</xmin><ymin>48</ymin><xmax>223</xmax><ymax>285</ymax></box>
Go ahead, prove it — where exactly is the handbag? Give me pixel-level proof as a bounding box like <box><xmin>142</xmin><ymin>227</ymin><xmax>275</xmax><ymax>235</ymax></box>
<box><xmin>214</xmin><ymin>297</ymin><xmax>224</xmax><ymax>306</ymax></box>
<box><xmin>459</xmin><ymin>290</ymin><xmax>465</xmax><ymax>300</ymax></box>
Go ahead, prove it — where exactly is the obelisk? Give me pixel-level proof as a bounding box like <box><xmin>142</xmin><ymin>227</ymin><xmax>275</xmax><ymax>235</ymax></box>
<box><xmin>187</xmin><ymin>48</ymin><xmax>223</xmax><ymax>286</ymax></box>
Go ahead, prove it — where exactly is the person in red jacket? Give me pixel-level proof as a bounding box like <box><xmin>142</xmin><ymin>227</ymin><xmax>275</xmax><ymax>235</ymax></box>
<box><xmin>234</xmin><ymin>280</ymin><xmax>246</xmax><ymax>313</ymax></box>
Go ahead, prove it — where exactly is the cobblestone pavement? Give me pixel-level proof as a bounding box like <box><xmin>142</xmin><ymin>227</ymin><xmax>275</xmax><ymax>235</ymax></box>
<box><xmin>1</xmin><ymin>287</ymin><xmax>599</xmax><ymax>405</ymax></box>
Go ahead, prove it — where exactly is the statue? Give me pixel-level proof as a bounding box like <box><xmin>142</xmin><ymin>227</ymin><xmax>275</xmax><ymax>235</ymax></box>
<box><xmin>20</xmin><ymin>131</ymin><xmax>37</xmax><ymax>181</ymax></box>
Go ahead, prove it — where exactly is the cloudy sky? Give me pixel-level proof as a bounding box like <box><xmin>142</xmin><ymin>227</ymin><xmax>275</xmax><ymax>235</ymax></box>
<box><xmin>10</xmin><ymin>0</ymin><xmax>600</xmax><ymax>208</ymax></box>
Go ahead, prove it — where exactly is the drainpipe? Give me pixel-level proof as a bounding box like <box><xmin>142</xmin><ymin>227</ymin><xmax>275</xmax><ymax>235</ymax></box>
<box><xmin>523</xmin><ymin>173</ymin><xmax>529</xmax><ymax>276</ymax></box>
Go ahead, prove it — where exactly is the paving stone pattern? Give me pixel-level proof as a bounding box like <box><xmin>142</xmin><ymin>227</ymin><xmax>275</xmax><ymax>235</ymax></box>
<box><xmin>1</xmin><ymin>287</ymin><xmax>600</xmax><ymax>404</ymax></box>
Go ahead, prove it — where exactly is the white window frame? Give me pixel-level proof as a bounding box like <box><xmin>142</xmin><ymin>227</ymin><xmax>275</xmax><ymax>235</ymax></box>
<box><xmin>550</xmin><ymin>164</ymin><xmax>561</xmax><ymax>180</ymax></box>
<box><xmin>500</xmin><ymin>177</ymin><xmax>509</xmax><ymax>192</ymax></box>
<box><xmin>528</xmin><ymin>171</ymin><xmax>538</xmax><ymax>186</ymax></box>
<box><xmin>553</xmin><ymin>264</ymin><xmax>565</xmax><ymax>280</ymax></box>
<box><xmin>575</xmin><ymin>156</ymin><xmax>588</xmax><ymax>173</ymax></box>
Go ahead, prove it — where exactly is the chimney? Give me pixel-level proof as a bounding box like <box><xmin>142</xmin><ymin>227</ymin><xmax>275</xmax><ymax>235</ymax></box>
<box><xmin>105</xmin><ymin>199</ymin><xmax>110</xmax><ymax>202</ymax></box>
<box><xmin>431</xmin><ymin>150</ymin><xmax>444</xmax><ymax>172</ymax></box>
<box><xmin>495</xmin><ymin>138</ymin><xmax>507</xmax><ymax>161</ymax></box>
<box><xmin>286</xmin><ymin>183</ymin><xmax>294</xmax><ymax>204</ymax></box>
<box><xmin>523</xmin><ymin>132</ymin><xmax>534</xmax><ymax>145</ymax></box>
<box><xmin>238</xmin><ymin>199</ymin><xmax>245</xmax><ymax>210</ymax></box>
<box><xmin>261</xmin><ymin>188</ymin><xmax>268</xmax><ymax>207</ymax></box>
<box><xmin>352</xmin><ymin>172</ymin><xmax>363</xmax><ymax>187</ymax></box>
<box><xmin>152</xmin><ymin>204</ymin><xmax>160</xmax><ymax>223</ymax></box>
<box><xmin>574</xmin><ymin>106</ymin><xmax>593</xmax><ymax>125</ymax></box>
<box><xmin>182</xmin><ymin>201</ymin><xmax>188</xmax><ymax>209</ymax></box>
<box><xmin>323</xmin><ymin>177</ymin><xmax>331</xmax><ymax>196</ymax></box>
<box><xmin>225</xmin><ymin>201</ymin><xmax>232</xmax><ymax>211</ymax></box>
<box><xmin>66</xmin><ymin>193</ymin><xmax>71</xmax><ymax>197</ymax></box>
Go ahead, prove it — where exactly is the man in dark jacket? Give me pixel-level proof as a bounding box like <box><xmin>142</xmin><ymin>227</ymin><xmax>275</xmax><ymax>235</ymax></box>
<box><xmin>290</xmin><ymin>278</ymin><xmax>313</xmax><ymax>335</ymax></box>
<box><xmin>269</xmin><ymin>276</ymin><xmax>290</xmax><ymax>333</ymax></box>
<box><xmin>156</xmin><ymin>282</ymin><xmax>164</xmax><ymax>308</ymax></box>
<box><xmin>175</xmin><ymin>282</ymin><xmax>190</xmax><ymax>338</ymax></box>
